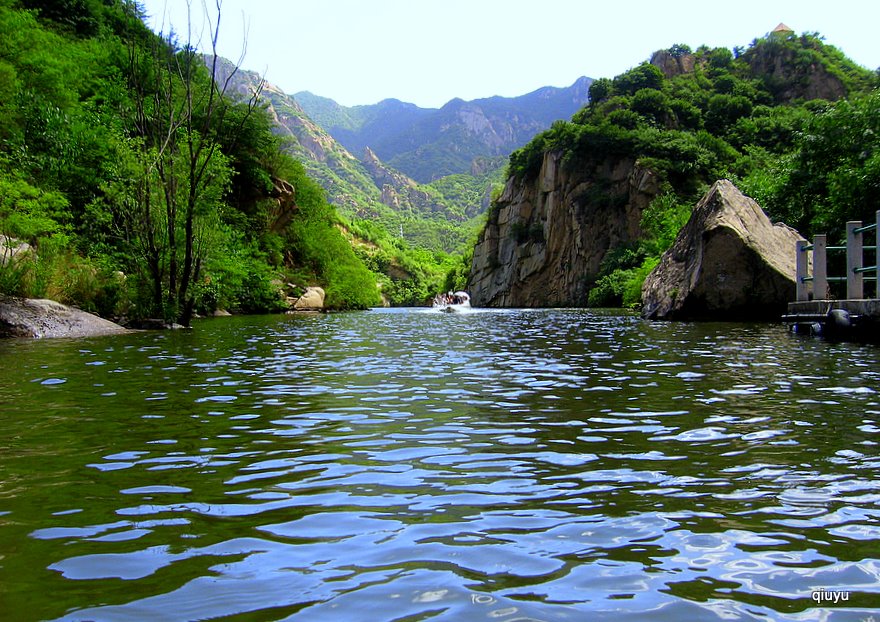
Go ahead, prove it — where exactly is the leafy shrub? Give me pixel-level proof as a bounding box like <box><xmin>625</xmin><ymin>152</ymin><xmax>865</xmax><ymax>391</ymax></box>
<box><xmin>606</xmin><ymin>108</ymin><xmax>642</xmax><ymax>130</ymax></box>
<box><xmin>235</xmin><ymin>262</ymin><xmax>286</xmax><ymax>314</ymax></box>
<box><xmin>587</xmin><ymin>269</ymin><xmax>629</xmax><ymax>307</ymax></box>
<box><xmin>0</xmin><ymin>173</ymin><xmax>67</xmax><ymax>242</ymax></box>
<box><xmin>705</xmin><ymin>94</ymin><xmax>754</xmax><ymax>135</ymax></box>
<box><xmin>669</xmin><ymin>99</ymin><xmax>702</xmax><ymax>129</ymax></box>
<box><xmin>632</xmin><ymin>88</ymin><xmax>670</xmax><ymax>125</ymax></box>
<box><xmin>612</xmin><ymin>63</ymin><xmax>665</xmax><ymax>96</ymax></box>
<box><xmin>640</xmin><ymin>189</ymin><xmax>691</xmax><ymax>256</ymax></box>
<box><xmin>587</xmin><ymin>257</ymin><xmax>659</xmax><ymax>308</ymax></box>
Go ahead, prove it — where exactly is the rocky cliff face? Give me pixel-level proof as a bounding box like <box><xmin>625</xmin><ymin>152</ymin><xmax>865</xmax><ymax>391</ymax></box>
<box><xmin>468</xmin><ymin>151</ymin><xmax>660</xmax><ymax>307</ymax></box>
<box><xmin>650</xmin><ymin>50</ymin><xmax>699</xmax><ymax>78</ymax></box>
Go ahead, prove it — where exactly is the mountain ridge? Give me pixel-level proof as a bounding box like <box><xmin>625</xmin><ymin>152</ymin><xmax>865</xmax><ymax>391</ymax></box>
<box><xmin>219</xmin><ymin>65</ymin><xmax>595</xmax><ymax>252</ymax></box>
<box><xmin>218</xmin><ymin>63</ymin><xmax>505</xmax><ymax>252</ymax></box>
<box><xmin>295</xmin><ymin>76</ymin><xmax>593</xmax><ymax>182</ymax></box>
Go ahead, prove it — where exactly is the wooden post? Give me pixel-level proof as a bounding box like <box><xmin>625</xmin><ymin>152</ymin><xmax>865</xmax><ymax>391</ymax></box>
<box><xmin>813</xmin><ymin>234</ymin><xmax>827</xmax><ymax>300</ymax></box>
<box><xmin>796</xmin><ymin>239</ymin><xmax>809</xmax><ymax>302</ymax></box>
<box><xmin>847</xmin><ymin>221</ymin><xmax>863</xmax><ymax>299</ymax></box>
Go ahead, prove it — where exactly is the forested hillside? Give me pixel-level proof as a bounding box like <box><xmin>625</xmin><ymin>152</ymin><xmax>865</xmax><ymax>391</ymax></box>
<box><xmin>0</xmin><ymin>0</ymin><xmax>385</xmax><ymax>324</ymax></box>
<box><xmin>221</xmin><ymin>67</ymin><xmax>503</xmax><ymax>257</ymax></box>
<box><xmin>473</xmin><ymin>28</ymin><xmax>880</xmax><ymax>307</ymax></box>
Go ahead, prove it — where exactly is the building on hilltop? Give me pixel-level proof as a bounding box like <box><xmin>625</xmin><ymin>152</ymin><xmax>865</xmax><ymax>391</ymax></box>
<box><xmin>771</xmin><ymin>22</ymin><xmax>794</xmax><ymax>36</ymax></box>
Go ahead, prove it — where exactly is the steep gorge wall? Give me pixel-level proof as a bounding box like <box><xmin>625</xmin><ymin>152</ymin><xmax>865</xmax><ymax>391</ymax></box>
<box><xmin>468</xmin><ymin>151</ymin><xmax>660</xmax><ymax>307</ymax></box>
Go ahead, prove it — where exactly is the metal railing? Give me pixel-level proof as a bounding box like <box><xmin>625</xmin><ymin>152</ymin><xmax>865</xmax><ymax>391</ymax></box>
<box><xmin>796</xmin><ymin>210</ymin><xmax>879</xmax><ymax>301</ymax></box>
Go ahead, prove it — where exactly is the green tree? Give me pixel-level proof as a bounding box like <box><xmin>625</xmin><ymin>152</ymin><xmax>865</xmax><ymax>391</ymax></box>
<box><xmin>705</xmin><ymin>94</ymin><xmax>753</xmax><ymax>135</ymax></box>
<box><xmin>612</xmin><ymin>62</ymin><xmax>664</xmax><ymax>96</ymax></box>
<box><xmin>588</xmin><ymin>78</ymin><xmax>612</xmax><ymax>105</ymax></box>
<box><xmin>668</xmin><ymin>43</ymin><xmax>692</xmax><ymax>58</ymax></box>
<box><xmin>769</xmin><ymin>90</ymin><xmax>880</xmax><ymax>236</ymax></box>
<box><xmin>632</xmin><ymin>88</ymin><xmax>670</xmax><ymax>125</ymax></box>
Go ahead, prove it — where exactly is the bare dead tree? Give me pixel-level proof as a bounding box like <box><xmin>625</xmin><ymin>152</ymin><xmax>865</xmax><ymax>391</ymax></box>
<box><xmin>121</xmin><ymin>0</ymin><xmax>264</xmax><ymax>324</ymax></box>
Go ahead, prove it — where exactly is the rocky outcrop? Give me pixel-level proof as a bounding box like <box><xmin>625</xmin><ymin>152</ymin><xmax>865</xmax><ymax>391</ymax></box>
<box><xmin>0</xmin><ymin>297</ymin><xmax>129</xmax><ymax>338</ymax></box>
<box><xmin>743</xmin><ymin>36</ymin><xmax>848</xmax><ymax>102</ymax></box>
<box><xmin>468</xmin><ymin>151</ymin><xmax>660</xmax><ymax>307</ymax></box>
<box><xmin>362</xmin><ymin>147</ymin><xmax>464</xmax><ymax>222</ymax></box>
<box><xmin>1</xmin><ymin>235</ymin><xmax>32</xmax><ymax>266</ymax></box>
<box><xmin>641</xmin><ymin>180</ymin><xmax>803</xmax><ymax>321</ymax></box>
<box><xmin>0</xmin><ymin>234</ymin><xmax>31</xmax><ymax>266</ymax></box>
<box><xmin>362</xmin><ymin>147</ymin><xmax>418</xmax><ymax>191</ymax></box>
<box><xmin>470</xmin><ymin>156</ymin><xmax>506</xmax><ymax>177</ymax></box>
<box><xmin>267</xmin><ymin>177</ymin><xmax>298</xmax><ymax>234</ymax></box>
<box><xmin>650</xmin><ymin>50</ymin><xmax>698</xmax><ymax>78</ymax></box>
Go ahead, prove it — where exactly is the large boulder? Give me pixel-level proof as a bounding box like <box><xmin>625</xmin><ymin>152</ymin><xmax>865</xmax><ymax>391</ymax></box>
<box><xmin>0</xmin><ymin>297</ymin><xmax>129</xmax><ymax>338</ymax></box>
<box><xmin>292</xmin><ymin>286</ymin><xmax>325</xmax><ymax>311</ymax></box>
<box><xmin>641</xmin><ymin>180</ymin><xmax>803</xmax><ymax>321</ymax></box>
<box><xmin>1</xmin><ymin>235</ymin><xmax>32</xmax><ymax>266</ymax></box>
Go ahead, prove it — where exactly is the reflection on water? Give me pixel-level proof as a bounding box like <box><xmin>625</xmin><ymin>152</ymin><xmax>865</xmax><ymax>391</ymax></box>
<box><xmin>0</xmin><ymin>308</ymin><xmax>878</xmax><ymax>621</ymax></box>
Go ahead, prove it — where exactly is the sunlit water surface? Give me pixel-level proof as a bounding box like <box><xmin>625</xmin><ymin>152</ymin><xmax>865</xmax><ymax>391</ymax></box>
<box><xmin>0</xmin><ymin>308</ymin><xmax>878</xmax><ymax>621</ymax></box>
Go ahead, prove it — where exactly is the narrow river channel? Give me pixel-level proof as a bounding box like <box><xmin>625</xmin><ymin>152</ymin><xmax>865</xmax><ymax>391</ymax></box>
<box><xmin>1</xmin><ymin>308</ymin><xmax>878</xmax><ymax>621</ymax></box>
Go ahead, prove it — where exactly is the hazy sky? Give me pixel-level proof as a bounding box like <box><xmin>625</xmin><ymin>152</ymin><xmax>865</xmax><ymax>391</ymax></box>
<box><xmin>137</xmin><ymin>0</ymin><xmax>880</xmax><ymax>109</ymax></box>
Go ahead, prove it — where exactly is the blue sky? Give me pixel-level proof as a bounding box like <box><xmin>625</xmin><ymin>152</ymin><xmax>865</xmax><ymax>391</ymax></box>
<box><xmin>138</xmin><ymin>0</ymin><xmax>880</xmax><ymax>108</ymax></box>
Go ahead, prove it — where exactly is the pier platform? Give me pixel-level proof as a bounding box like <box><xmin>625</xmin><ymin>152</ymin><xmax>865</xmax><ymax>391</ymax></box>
<box><xmin>784</xmin><ymin>299</ymin><xmax>880</xmax><ymax>339</ymax></box>
<box><xmin>788</xmin><ymin>213</ymin><xmax>879</xmax><ymax>341</ymax></box>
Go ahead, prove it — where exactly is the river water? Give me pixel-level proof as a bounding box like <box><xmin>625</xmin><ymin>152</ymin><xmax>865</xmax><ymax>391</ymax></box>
<box><xmin>0</xmin><ymin>308</ymin><xmax>878</xmax><ymax>621</ymax></box>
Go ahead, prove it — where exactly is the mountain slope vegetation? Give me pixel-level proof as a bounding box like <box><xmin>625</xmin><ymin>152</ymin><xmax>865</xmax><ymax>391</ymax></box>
<box><xmin>221</xmin><ymin>67</ymin><xmax>503</xmax><ymax>260</ymax></box>
<box><xmin>0</xmin><ymin>0</ymin><xmax>381</xmax><ymax>323</ymax></box>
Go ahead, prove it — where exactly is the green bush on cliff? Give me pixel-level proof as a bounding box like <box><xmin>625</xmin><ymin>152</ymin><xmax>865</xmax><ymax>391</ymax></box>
<box><xmin>588</xmin><ymin>257</ymin><xmax>659</xmax><ymax>308</ymax></box>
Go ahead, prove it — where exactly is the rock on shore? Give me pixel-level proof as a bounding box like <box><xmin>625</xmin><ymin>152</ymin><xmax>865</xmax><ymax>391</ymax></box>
<box><xmin>291</xmin><ymin>286</ymin><xmax>326</xmax><ymax>311</ymax></box>
<box><xmin>0</xmin><ymin>297</ymin><xmax>129</xmax><ymax>338</ymax></box>
<box><xmin>641</xmin><ymin>180</ymin><xmax>803</xmax><ymax>321</ymax></box>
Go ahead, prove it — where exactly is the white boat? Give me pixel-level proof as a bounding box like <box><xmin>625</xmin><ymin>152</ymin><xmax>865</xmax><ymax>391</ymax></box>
<box><xmin>432</xmin><ymin>291</ymin><xmax>471</xmax><ymax>313</ymax></box>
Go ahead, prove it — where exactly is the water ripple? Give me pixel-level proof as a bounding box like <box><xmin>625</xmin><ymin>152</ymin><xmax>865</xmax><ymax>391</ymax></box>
<box><xmin>1</xmin><ymin>310</ymin><xmax>879</xmax><ymax>620</ymax></box>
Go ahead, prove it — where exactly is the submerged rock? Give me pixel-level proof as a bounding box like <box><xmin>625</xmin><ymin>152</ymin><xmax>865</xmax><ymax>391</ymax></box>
<box><xmin>0</xmin><ymin>297</ymin><xmax>129</xmax><ymax>338</ymax></box>
<box><xmin>641</xmin><ymin>180</ymin><xmax>803</xmax><ymax>321</ymax></box>
<box><xmin>125</xmin><ymin>318</ymin><xmax>186</xmax><ymax>331</ymax></box>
